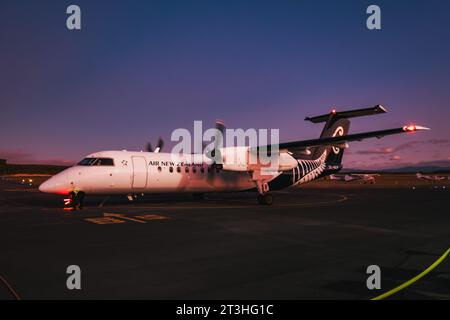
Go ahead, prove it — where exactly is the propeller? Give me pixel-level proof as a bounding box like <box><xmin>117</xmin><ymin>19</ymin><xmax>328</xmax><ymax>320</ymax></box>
<box><xmin>206</xmin><ymin>120</ymin><xmax>226</xmax><ymax>185</ymax></box>
<box><xmin>146</xmin><ymin>137</ymin><xmax>164</xmax><ymax>153</ymax></box>
<box><xmin>206</xmin><ymin>119</ymin><xmax>226</xmax><ymax>161</ymax></box>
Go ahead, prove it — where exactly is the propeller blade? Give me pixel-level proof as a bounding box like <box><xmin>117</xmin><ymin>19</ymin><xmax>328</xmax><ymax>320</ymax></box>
<box><xmin>146</xmin><ymin>137</ymin><xmax>164</xmax><ymax>153</ymax></box>
<box><xmin>215</xmin><ymin>119</ymin><xmax>226</xmax><ymax>135</ymax></box>
<box><xmin>206</xmin><ymin>120</ymin><xmax>226</xmax><ymax>184</ymax></box>
<box><xmin>207</xmin><ymin>119</ymin><xmax>226</xmax><ymax>160</ymax></box>
<box><xmin>154</xmin><ymin>137</ymin><xmax>164</xmax><ymax>153</ymax></box>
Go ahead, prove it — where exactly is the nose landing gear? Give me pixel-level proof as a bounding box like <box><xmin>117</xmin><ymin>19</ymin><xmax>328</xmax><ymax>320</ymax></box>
<box><xmin>65</xmin><ymin>191</ymin><xmax>85</xmax><ymax>210</ymax></box>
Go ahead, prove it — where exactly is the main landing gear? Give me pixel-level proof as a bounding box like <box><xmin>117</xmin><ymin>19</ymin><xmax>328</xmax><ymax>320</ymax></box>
<box><xmin>257</xmin><ymin>193</ymin><xmax>273</xmax><ymax>205</ymax></box>
<box><xmin>255</xmin><ymin>180</ymin><xmax>273</xmax><ymax>205</ymax></box>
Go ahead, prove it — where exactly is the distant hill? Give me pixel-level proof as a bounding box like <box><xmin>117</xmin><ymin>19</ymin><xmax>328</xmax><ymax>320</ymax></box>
<box><xmin>383</xmin><ymin>166</ymin><xmax>450</xmax><ymax>173</ymax></box>
<box><xmin>343</xmin><ymin>160</ymin><xmax>450</xmax><ymax>174</ymax></box>
<box><xmin>0</xmin><ymin>163</ymin><xmax>69</xmax><ymax>175</ymax></box>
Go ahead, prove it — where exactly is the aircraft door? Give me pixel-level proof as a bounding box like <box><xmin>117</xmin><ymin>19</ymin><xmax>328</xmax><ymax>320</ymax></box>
<box><xmin>131</xmin><ymin>156</ymin><xmax>148</xmax><ymax>189</ymax></box>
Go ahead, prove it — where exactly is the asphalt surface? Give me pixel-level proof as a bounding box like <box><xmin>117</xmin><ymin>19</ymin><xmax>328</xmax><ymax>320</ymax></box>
<box><xmin>0</xmin><ymin>179</ymin><xmax>449</xmax><ymax>299</ymax></box>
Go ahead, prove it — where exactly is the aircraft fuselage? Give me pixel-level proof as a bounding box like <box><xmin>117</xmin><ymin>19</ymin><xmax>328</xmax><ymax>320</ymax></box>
<box><xmin>38</xmin><ymin>150</ymin><xmax>338</xmax><ymax>195</ymax></box>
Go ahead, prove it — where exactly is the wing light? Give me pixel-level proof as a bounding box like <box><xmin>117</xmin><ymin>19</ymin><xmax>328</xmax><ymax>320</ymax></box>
<box><xmin>403</xmin><ymin>124</ymin><xmax>430</xmax><ymax>132</ymax></box>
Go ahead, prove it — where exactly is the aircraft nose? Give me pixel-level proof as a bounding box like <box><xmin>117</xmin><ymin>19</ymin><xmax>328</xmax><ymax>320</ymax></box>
<box><xmin>38</xmin><ymin>180</ymin><xmax>49</xmax><ymax>193</ymax></box>
<box><xmin>39</xmin><ymin>177</ymin><xmax>57</xmax><ymax>193</ymax></box>
<box><xmin>38</xmin><ymin>172</ymin><xmax>69</xmax><ymax>194</ymax></box>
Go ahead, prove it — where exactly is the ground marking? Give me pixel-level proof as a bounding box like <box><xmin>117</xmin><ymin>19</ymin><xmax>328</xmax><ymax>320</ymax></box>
<box><xmin>84</xmin><ymin>213</ymin><xmax>170</xmax><ymax>225</ymax></box>
<box><xmin>372</xmin><ymin>248</ymin><xmax>450</xmax><ymax>300</ymax></box>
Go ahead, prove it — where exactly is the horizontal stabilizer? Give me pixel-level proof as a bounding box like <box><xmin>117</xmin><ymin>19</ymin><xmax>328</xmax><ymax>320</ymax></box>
<box><xmin>305</xmin><ymin>105</ymin><xmax>387</xmax><ymax>123</ymax></box>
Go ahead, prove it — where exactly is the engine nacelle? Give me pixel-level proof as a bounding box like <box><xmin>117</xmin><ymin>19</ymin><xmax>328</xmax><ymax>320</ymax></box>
<box><xmin>220</xmin><ymin>146</ymin><xmax>249</xmax><ymax>171</ymax></box>
<box><xmin>219</xmin><ymin>147</ymin><xmax>298</xmax><ymax>172</ymax></box>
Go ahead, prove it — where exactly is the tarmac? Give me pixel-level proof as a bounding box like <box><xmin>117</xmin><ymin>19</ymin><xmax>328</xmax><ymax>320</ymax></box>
<box><xmin>0</xmin><ymin>176</ymin><xmax>449</xmax><ymax>299</ymax></box>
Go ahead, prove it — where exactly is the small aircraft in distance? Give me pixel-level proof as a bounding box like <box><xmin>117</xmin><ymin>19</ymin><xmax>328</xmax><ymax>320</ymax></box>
<box><xmin>329</xmin><ymin>173</ymin><xmax>380</xmax><ymax>184</ymax></box>
<box><xmin>416</xmin><ymin>172</ymin><xmax>446</xmax><ymax>181</ymax></box>
<box><xmin>39</xmin><ymin>105</ymin><xmax>429</xmax><ymax>207</ymax></box>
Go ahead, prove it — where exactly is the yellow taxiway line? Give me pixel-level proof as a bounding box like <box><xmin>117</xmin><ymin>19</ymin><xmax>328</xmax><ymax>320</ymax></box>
<box><xmin>372</xmin><ymin>247</ymin><xmax>450</xmax><ymax>300</ymax></box>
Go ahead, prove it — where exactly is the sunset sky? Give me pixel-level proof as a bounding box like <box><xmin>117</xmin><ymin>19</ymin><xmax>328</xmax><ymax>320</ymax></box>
<box><xmin>1</xmin><ymin>0</ymin><xmax>450</xmax><ymax>169</ymax></box>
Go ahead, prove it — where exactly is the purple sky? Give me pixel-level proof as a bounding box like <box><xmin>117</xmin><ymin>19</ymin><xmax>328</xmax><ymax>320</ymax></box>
<box><xmin>1</xmin><ymin>0</ymin><xmax>450</xmax><ymax>169</ymax></box>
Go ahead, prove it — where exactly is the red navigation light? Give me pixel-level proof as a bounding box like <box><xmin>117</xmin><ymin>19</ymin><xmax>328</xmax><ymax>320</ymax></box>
<box><xmin>331</xmin><ymin>108</ymin><xmax>337</xmax><ymax>114</ymax></box>
<box><xmin>403</xmin><ymin>124</ymin><xmax>417</xmax><ymax>132</ymax></box>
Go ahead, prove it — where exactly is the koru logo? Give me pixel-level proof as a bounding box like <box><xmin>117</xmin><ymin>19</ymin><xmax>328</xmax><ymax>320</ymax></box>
<box><xmin>332</xmin><ymin>126</ymin><xmax>344</xmax><ymax>154</ymax></box>
<box><xmin>66</xmin><ymin>265</ymin><xmax>81</xmax><ymax>290</ymax></box>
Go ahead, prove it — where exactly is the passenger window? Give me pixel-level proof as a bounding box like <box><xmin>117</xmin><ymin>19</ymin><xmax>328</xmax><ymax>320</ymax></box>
<box><xmin>157</xmin><ymin>166</ymin><xmax>162</xmax><ymax>172</ymax></box>
<box><xmin>177</xmin><ymin>167</ymin><xmax>181</xmax><ymax>173</ymax></box>
<box><xmin>185</xmin><ymin>166</ymin><xmax>189</xmax><ymax>173</ymax></box>
<box><xmin>200</xmin><ymin>167</ymin><xmax>205</xmax><ymax>173</ymax></box>
<box><xmin>169</xmin><ymin>167</ymin><xmax>173</xmax><ymax>173</ymax></box>
<box><xmin>192</xmin><ymin>167</ymin><xmax>197</xmax><ymax>173</ymax></box>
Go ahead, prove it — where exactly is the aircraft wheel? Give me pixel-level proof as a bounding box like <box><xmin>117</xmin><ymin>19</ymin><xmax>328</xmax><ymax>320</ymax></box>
<box><xmin>257</xmin><ymin>193</ymin><xmax>273</xmax><ymax>206</ymax></box>
<box><xmin>65</xmin><ymin>191</ymin><xmax>77</xmax><ymax>210</ymax></box>
<box><xmin>66</xmin><ymin>191</ymin><xmax>85</xmax><ymax>210</ymax></box>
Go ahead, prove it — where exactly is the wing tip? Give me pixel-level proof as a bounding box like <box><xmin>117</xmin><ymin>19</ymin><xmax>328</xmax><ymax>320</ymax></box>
<box><xmin>403</xmin><ymin>124</ymin><xmax>431</xmax><ymax>132</ymax></box>
<box><xmin>376</xmin><ymin>104</ymin><xmax>388</xmax><ymax>113</ymax></box>
<box><xmin>416</xmin><ymin>125</ymin><xmax>431</xmax><ymax>131</ymax></box>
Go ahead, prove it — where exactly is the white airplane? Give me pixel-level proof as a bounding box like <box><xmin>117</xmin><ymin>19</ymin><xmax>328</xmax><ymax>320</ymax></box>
<box><xmin>39</xmin><ymin>105</ymin><xmax>429</xmax><ymax>207</ymax></box>
<box><xmin>416</xmin><ymin>172</ymin><xmax>446</xmax><ymax>181</ymax></box>
<box><xmin>329</xmin><ymin>173</ymin><xmax>380</xmax><ymax>184</ymax></box>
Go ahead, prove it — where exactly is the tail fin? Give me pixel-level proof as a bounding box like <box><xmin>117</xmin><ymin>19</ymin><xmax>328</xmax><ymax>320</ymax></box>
<box><xmin>307</xmin><ymin>105</ymin><xmax>387</xmax><ymax>165</ymax></box>
<box><xmin>312</xmin><ymin>118</ymin><xmax>350</xmax><ymax>165</ymax></box>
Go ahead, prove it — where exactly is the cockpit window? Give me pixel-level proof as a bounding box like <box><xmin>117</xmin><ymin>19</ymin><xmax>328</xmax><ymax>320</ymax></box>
<box><xmin>77</xmin><ymin>157</ymin><xmax>115</xmax><ymax>166</ymax></box>
<box><xmin>93</xmin><ymin>158</ymin><xmax>114</xmax><ymax>166</ymax></box>
<box><xmin>77</xmin><ymin>158</ymin><xmax>97</xmax><ymax>166</ymax></box>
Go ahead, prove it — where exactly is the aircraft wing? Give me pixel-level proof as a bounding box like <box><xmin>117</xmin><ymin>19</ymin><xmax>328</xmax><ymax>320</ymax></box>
<box><xmin>256</xmin><ymin>125</ymin><xmax>429</xmax><ymax>151</ymax></box>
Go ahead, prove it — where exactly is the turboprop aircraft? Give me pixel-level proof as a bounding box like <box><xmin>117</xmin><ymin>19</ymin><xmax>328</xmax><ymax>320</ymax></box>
<box><xmin>39</xmin><ymin>105</ymin><xmax>429</xmax><ymax>206</ymax></box>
